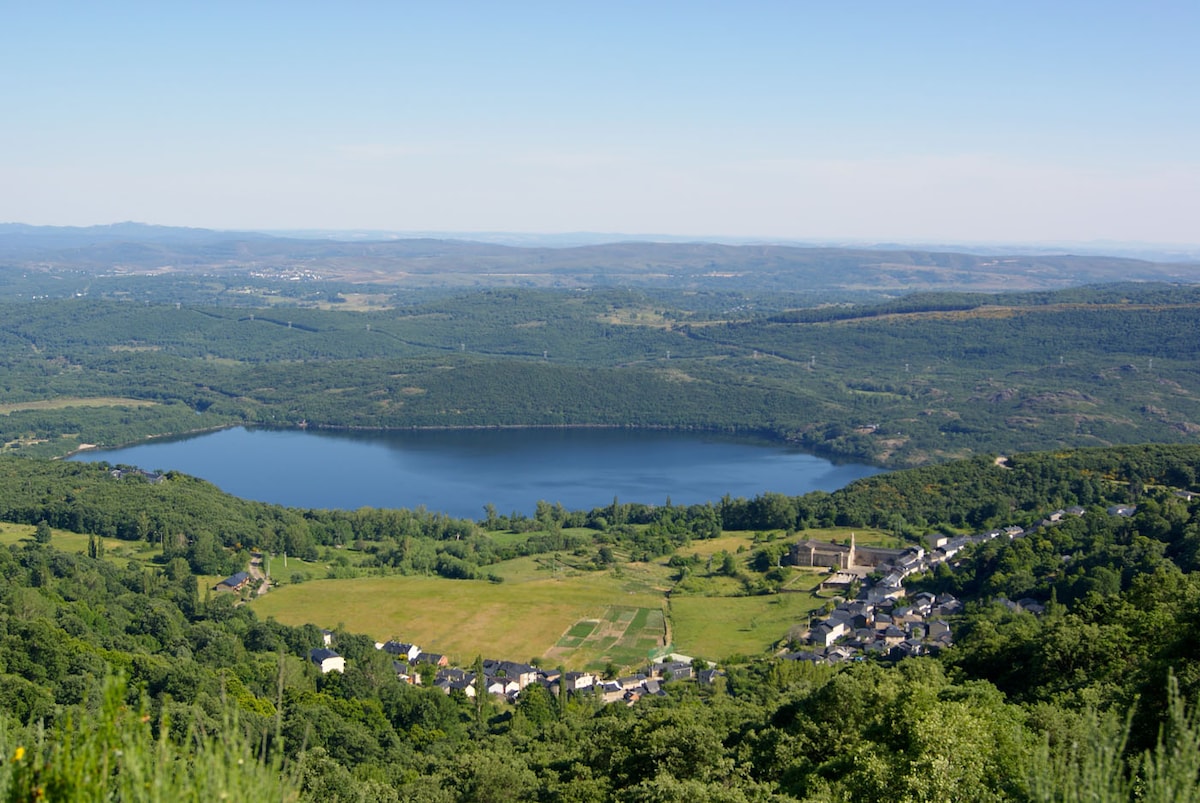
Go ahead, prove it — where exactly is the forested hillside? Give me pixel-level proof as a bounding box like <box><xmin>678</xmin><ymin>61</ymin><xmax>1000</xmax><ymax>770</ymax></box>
<box><xmin>1</xmin><ymin>444</ymin><xmax>1200</xmax><ymax>800</ymax></box>
<box><xmin>2</xmin><ymin>283</ymin><xmax>1199</xmax><ymax>466</ymax></box>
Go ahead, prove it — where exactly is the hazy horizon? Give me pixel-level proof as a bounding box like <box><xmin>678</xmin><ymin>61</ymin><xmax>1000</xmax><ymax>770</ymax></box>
<box><xmin>3</xmin><ymin>4</ymin><xmax>1196</xmax><ymax>245</ymax></box>
<box><xmin>5</xmin><ymin>220</ymin><xmax>1200</xmax><ymax>261</ymax></box>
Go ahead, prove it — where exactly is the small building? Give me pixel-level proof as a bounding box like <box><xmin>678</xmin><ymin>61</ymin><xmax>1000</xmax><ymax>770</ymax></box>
<box><xmin>810</xmin><ymin>620</ymin><xmax>845</xmax><ymax>648</ymax></box>
<box><xmin>654</xmin><ymin>661</ymin><xmax>694</xmax><ymax>682</ymax></box>
<box><xmin>618</xmin><ymin>674</ymin><xmax>648</xmax><ymax>690</ymax></box>
<box><xmin>415</xmin><ymin>652</ymin><xmax>449</xmax><ymax>667</ymax></box>
<box><xmin>483</xmin><ymin>660</ymin><xmax>540</xmax><ymax>690</ymax></box>
<box><xmin>380</xmin><ymin>640</ymin><xmax>421</xmax><ymax>661</ymax></box>
<box><xmin>486</xmin><ymin>676</ymin><xmax>521</xmax><ymax>697</ymax></box>
<box><xmin>563</xmin><ymin>671</ymin><xmax>595</xmax><ymax>693</ymax></box>
<box><xmin>309</xmin><ymin>648</ymin><xmax>345</xmax><ymax>674</ymax></box>
<box><xmin>391</xmin><ymin>661</ymin><xmax>419</xmax><ymax>685</ymax></box>
<box><xmin>214</xmin><ymin>572</ymin><xmax>252</xmax><ymax>593</ymax></box>
<box><xmin>928</xmin><ymin>620</ymin><xmax>952</xmax><ymax>639</ymax></box>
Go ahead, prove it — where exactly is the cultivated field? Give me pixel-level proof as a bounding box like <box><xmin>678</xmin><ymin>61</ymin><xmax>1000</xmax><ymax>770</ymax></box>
<box><xmin>544</xmin><ymin>605</ymin><xmax>668</xmax><ymax>671</ymax></box>
<box><xmin>249</xmin><ymin>526</ymin><xmax>903</xmax><ymax>667</ymax></box>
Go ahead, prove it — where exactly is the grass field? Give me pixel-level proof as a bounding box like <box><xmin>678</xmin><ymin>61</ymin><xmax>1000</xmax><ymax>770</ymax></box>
<box><xmin>249</xmin><ymin>526</ymin><xmax>903</xmax><ymax>667</ymax></box>
<box><xmin>670</xmin><ymin>589</ymin><xmax>826</xmax><ymax>661</ymax></box>
<box><xmin>0</xmin><ymin>397</ymin><xmax>158</xmax><ymax>415</ymax></box>
<box><xmin>0</xmin><ymin>522</ymin><xmax>158</xmax><ymax>564</ymax></box>
<box><xmin>670</xmin><ymin>527</ymin><xmax>902</xmax><ymax>561</ymax></box>
<box><xmin>251</xmin><ymin>570</ymin><xmax>664</xmax><ymax>668</ymax></box>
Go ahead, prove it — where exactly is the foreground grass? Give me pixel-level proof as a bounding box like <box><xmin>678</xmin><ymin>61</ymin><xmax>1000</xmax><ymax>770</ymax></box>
<box><xmin>0</xmin><ymin>677</ymin><xmax>298</xmax><ymax>802</ymax></box>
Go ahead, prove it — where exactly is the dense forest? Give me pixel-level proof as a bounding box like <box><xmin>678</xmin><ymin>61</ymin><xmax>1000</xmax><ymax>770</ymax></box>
<box><xmin>2</xmin><ymin>283</ymin><xmax>1200</xmax><ymax>467</ymax></box>
<box><xmin>2</xmin><ymin>444</ymin><xmax>1200</xmax><ymax>799</ymax></box>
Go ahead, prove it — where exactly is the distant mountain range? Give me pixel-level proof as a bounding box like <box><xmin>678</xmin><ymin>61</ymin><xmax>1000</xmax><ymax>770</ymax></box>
<box><xmin>1</xmin><ymin>222</ymin><xmax>1197</xmax><ymax>293</ymax></box>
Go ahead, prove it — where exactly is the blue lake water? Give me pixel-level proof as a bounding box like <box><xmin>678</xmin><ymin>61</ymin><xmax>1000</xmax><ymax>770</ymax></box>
<box><xmin>69</xmin><ymin>427</ymin><xmax>882</xmax><ymax>520</ymax></box>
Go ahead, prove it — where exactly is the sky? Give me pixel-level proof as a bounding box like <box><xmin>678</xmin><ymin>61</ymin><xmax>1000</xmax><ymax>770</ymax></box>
<box><xmin>2</xmin><ymin>2</ymin><xmax>1197</xmax><ymax>245</ymax></box>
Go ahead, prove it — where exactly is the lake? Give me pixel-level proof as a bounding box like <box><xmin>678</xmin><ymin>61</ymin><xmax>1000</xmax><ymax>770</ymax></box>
<box><xmin>69</xmin><ymin>426</ymin><xmax>882</xmax><ymax>520</ymax></box>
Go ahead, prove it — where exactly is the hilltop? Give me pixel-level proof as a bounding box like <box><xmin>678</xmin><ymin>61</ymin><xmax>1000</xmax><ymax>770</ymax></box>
<box><xmin>2</xmin><ymin>223</ymin><xmax>1197</xmax><ymax>293</ymax></box>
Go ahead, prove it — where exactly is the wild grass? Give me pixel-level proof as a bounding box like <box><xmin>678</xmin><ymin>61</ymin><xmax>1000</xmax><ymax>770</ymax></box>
<box><xmin>0</xmin><ymin>397</ymin><xmax>158</xmax><ymax>415</ymax></box>
<box><xmin>0</xmin><ymin>677</ymin><xmax>298</xmax><ymax>802</ymax></box>
<box><xmin>0</xmin><ymin>523</ymin><xmax>157</xmax><ymax>565</ymax></box>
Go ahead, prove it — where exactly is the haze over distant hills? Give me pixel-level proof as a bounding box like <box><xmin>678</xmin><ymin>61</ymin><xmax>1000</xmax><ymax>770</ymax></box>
<box><xmin>1</xmin><ymin>222</ymin><xmax>1197</xmax><ymax>293</ymax></box>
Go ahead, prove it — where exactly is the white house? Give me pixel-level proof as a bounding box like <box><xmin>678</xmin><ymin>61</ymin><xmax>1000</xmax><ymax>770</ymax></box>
<box><xmin>309</xmin><ymin>648</ymin><xmax>345</xmax><ymax>674</ymax></box>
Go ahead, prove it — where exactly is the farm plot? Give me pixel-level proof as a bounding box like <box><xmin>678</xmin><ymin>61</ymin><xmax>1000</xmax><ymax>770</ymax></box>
<box><xmin>545</xmin><ymin>605</ymin><xmax>667</xmax><ymax>672</ymax></box>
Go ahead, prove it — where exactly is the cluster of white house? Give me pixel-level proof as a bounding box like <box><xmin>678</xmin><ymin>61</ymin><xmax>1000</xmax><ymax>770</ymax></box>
<box><xmin>304</xmin><ymin>504</ymin><xmax>1151</xmax><ymax>682</ymax></box>
<box><xmin>306</xmin><ymin>637</ymin><xmax>721</xmax><ymax>706</ymax></box>
<box><xmin>789</xmin><ymin>591</ymin><xmax>962</xmax><ymax>665</ymax></box>
<box><xmin>791</xmin><ymin>504</ymin><xmax>1139</xmax><ymax>664</ymax></box>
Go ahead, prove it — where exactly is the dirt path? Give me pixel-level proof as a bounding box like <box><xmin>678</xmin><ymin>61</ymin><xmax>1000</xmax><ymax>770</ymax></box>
<box><xmin>248</xmin><ymin>552</ymin><xmax>270</xmax><ymax>595</ymax></box>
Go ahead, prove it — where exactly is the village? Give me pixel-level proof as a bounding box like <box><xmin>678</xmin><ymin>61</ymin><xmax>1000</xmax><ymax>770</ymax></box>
<box><xmin>780</xmin><ymin>502</ymin><xmax>1142</xmax><ymax>666</ymax></box>
<box><xmin>209</xmin><ymin>500</ymin><xmax>1145</xmax><ymax>709</ymax></box>
<box><xmin>307</xmin><ymin>631</ymin><xmax>721</xmax><ymax>707</ymax></box>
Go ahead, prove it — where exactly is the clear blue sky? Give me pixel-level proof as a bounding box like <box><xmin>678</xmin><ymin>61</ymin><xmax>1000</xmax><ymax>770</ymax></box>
<box><xmin>3</xmin><ymin>2</ymin><xmax>1197</xmax><ymax>244</ymax></box>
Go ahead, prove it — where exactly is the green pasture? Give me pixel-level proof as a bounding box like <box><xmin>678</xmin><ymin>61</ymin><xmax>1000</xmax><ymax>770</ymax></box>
<box><xmin>670</xmin><ymin>590</ymin><xmax>825</xmax><ymax>662</ymax></box>
<box><xmin>0</xmin><ymin>397</ymin><xmax>158</xmax><ymax>415</ymax></box>
<box><xmin>251</xmin><ymin>570</ymin><xmax>664</xmax><ymax>668</ymax></box>
<box><xmin>674</xmin><ymin>532</ymin><xmax>760</xmax><ymax>559</ymax></box>
<box><xmin>0</xmin><ymin>522</ymin><xmax>158</xmax><ymax>565</ymax></box>
<box><xmin>667</xmin><ymin>527</ymin><xmax>899</xmax><ymax>563</ymax></box>
<box><xmin>261</xmin><ymin>553</ymin><xmax>326</xmax><ymax>583</ymax></box>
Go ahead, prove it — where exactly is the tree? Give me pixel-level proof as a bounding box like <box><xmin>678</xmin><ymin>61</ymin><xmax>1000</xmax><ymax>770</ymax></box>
<box><xmin>34</xmin><ymin>520</ymin><xmax>52</xmax><ymax>544</ymax></box>
<box><xmin>472</xmin><ymin>655</ymin><xmax>487</xmax><ymax>724</ymax></box>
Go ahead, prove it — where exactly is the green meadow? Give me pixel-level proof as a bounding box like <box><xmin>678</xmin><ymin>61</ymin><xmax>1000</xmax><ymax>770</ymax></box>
<box><xmin>0</xmin><ymin>522</ymin><xmax>155</xmax><ymax>565</ymax></box>
<box><xmin>250</xmin><ymin>528</ymin><xmax>857</xmax><ymax>668</ymax></box>
<box><xmin>251</xmin><ymin>569</ymin><xmax>665</xmax><ymax>669</ymax></box>
<box><xmin>670</xmin><ymin>591</ymin><xmax>825</xmax><ymax>661</ymax></box>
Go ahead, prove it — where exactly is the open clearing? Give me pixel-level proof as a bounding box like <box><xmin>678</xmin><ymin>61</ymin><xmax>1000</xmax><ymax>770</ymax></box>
<box><xmin>0</xmin><ymin>521</ymin><xmax>153</xmax><ymax>562</ymax></box>
<box><xmin>670</xmin><ymin>591</ymin><xmax>826</xmax><ymax>661</ymax></box>
<box><xmin>0</xmin><ymin>397</ymin><xmax>157</xmax><ymax>415</ymax></box>
<box><xmin>668</xmin><ymin>527</ymin><xmax>898</xmax><ymax>562</ymax></box>
<box><xmin>251</xmin><ymin>571</ymin><xmax>664</xmax><ymax>668</ymax></box>
<box><xmin>2</xmin><ymin>517</ymin><xmax>903</xmax><ymax>667</ymax></box>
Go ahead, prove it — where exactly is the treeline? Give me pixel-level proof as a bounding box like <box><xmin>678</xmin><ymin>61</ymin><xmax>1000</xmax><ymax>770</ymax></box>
<box><xmin>3</xmin><ymin>443</ymin><xmax>1197</xmax><ymax>587</ymax></box>
<box><xmin>767</xmin><ymin>282</ymin><xmax>1200</xmax><ymax>323</ymax></box>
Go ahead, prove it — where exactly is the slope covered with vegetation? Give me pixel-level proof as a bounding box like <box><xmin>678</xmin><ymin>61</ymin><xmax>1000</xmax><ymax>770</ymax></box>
<box><xmin>1</xmin><ymin>444</ymin><xmax>1200</xmax><ymax>799</ymax></box>
<box><xmin>2</xmin><ymin>283</ymin><xmax>1199</xmax><ymax>466</ymax></box>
